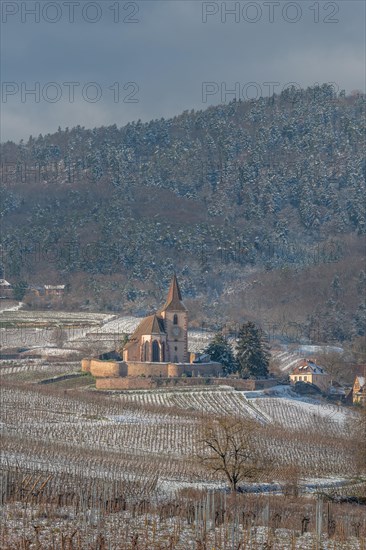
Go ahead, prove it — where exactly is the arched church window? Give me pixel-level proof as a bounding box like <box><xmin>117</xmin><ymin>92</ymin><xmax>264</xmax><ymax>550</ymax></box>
<box><xmin>173</xmin><ymin>314</ymin><xmax>178</xmax><ymax>325</ymax></box>
<box><xmin>143</xmin><ymin>341</ymin><xmax>149</xmax><ymax>362</ymax></box>
<box><xmin>152</xmin><ymin>340</ymin><xmax>160</xmax><ymax>362</ymax></box>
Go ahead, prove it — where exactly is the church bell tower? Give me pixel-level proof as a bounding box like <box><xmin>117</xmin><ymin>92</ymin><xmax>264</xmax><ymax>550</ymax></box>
<box><xmin>159</xmin><ymin>274</ymin><xmax>188</xmax><ymax>363</ymax></box>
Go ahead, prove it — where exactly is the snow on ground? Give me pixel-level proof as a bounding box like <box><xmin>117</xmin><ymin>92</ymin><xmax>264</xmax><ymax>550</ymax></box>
<box><xmin>244</xmin><ymin>384</ymin><xmax>313</xmax><ymax>400</ymax></box>
<box><xmin>243</xmin><ymin>384</ymin><xmax>353</xmax><ymax>429</ymax></box>
<box><xmin>298</xmin><ymin>344</ymin><xmax>344</xmax><ymax>354</ymax></box>
<box><xmin>0</xmin><ymin>308</ymin><xmax>213</xmax><ymax>352</ymax></box>
<box><xmin>0</xmin><ymin>310</ymin><xmax>113</xmax><ymax>323</ymax></box>
<box><xmin>250</xmin><ymin>396</ymin><xmax>351</xmax><ymax>432</ymax></box>
<box><xmin>2</xmin><ymin>502</ymin><xmax>363</xmax><ymax>550</ymax></box>
<box><xmin>81</xmin><ymin>317</ymin><xmax>214</xmax><ymax>353</ymax></box>
<box><xmin>238</xmin><ymin>385</ymin><xmax>356</xmax><ymax>441</ymax></box>
<box><xmin>87</xmin><ymin>315</ymin><xmax>140</xmax><ymax>335</ymax></box>
<box><xmin>0</xmin><ymin>326</ymin><xmax>86</xmax><ymax>348</ymax></box>
<box><xmin>21</xmin><ymin>347</ymin><xmax>80</xmax><ymax>357</ymax></box>
<box><xmin>0</xmin><ymin>311</ymin><xmax>115</xmax><ymax>348</ymax></box>
<box><xmin>0</xmin><ymin>359</ymin><xmax>80</xmax><ymax>377</ymax></box>
<box><xmin>271</xmin><ymin>350</ymin><xmax>302</xmax><ymax>372</ymax></box>
<box><xmin>108</xmin><ymin>385</ymin><xmax>355</xmax><ymax>431</ymax></box>
<box><xmin>1</xmin><ymin>380</ymin><xmax>360</xmax><ymax>505</ymax></box>
<box><xmin>187</xmin><ymin>329</ymin><xmax>214</xmax><ymax>352</ymax></box>
<box><xmin>1</xmin><ymin>308</ymin><xmax>345</xmax><ymax>362</ymax></box>
<box><xmin>107</xmin><ymin>411</ymin><xmax>189</xmax><ymax>425</ymax></box>
<box><xmin>68</xmin><ymin>316</ymin><xmax>214</xmax><ymax>353</ymax></box>
<box><xmin>161</xmin><ymin>475</ymin><xmax>358</xmax><ymax>496</ymax></box>
<box><xmin>272</xmin><ymin>345</ymin><xmax>344</xmax><ymax>373</ymax></box>
<box><xmin>0</xmin><ymin>301</ymin><xmax>24</xmax><ymax>312</ymax></box>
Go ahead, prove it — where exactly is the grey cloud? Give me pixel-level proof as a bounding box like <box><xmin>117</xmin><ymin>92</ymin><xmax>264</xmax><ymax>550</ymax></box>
<box><xmin>1</xmin><ymin>0</ymin><xmax>365</xmax><ymax>142</ymax></box>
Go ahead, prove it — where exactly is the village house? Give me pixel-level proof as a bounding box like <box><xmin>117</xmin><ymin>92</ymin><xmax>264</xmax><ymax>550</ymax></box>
<box><xmin>26</xmin><ymin>285</ymin><xmax>43</xmax><ymax>297</ymax></box>
<box><xmin>289</xmin><ymin>359</ymin><xmax>331</xmax><ymax>392</ymax></box>
<box><xmin>0</xmin><ymin>279</ymin><xmax>14</xmax><ymax>299</ymax></box>
<box><xmin>44</xmin><ymin>285</ymin><xmax>66</xmax><ymax>297</ymax></box>
<box><xmin>352</xmin><ymin>375</ymin><xmax>366</xmax><ymax>406</ymax></box>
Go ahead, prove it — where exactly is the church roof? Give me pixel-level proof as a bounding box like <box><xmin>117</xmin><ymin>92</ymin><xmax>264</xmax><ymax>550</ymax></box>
<box><xmin>124</xmin><ymin>314</ymin><xmax>166</xmax><ymax>349</ymax></box>
<box><xmin>147</xmin><ymin>314</ymin><xmax>166</xmax><ymax>334</ymax></box>
<box><xmin>161</xmin><ymin>274</ymin><xmax>187</xmax><ymax>312</ymax></box>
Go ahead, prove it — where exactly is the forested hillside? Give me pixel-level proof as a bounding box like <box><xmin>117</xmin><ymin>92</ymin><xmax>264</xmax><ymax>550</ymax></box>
<box><xmin>1</xmin><ymin>85</ymin><xmax>365</xmax><ymax>343</ymax></box>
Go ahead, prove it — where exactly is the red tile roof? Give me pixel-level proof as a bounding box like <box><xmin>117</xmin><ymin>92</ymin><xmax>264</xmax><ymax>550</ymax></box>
<box><xmin>291</xmin><ymin>359</ymin><xmax>327</xmax><ymax>375</ymax></box>
<box><xmin>124</xmin><ymin>314</ymin><xmax>166</xmax><ymax>349</ymax></box>
<box><xmin>160</xmin><ymin>274</ymin><xmax>187</xmax><ymax>312</ymax></box>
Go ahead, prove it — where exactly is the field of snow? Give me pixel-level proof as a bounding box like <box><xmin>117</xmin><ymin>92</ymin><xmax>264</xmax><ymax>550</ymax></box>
<box><xmin>0</xmin><ymin>310</ymin><xmax>361</xmax><ymax>515</ymax></box>
<box><xmin>115</xmin><ymin>386</ymin><xmax>263</xmax><ymax>421</ymax></box>
<box><xmin>0</xmin><ymin>309</ymin><xmax>114</xmax><ymax>325</ymax></box>
<box><xmin>0</xmin><ymin>309</ymin><xmax>115</xmax><ymax>348</ymax></box>
<box><xmin>1</xmin><ymin>378</ymin><xmax>358</xmax><ymax>491</ymax></box>
<box><xmin>0</xmin><ymin>300</ymin><xmax>23</xmax><ymax>312</ymax></box>
<box><xmin>2</xmin><ymin>310</ymin><xmax>344</xmax><ymax>362</ymax></box>
<box><xmin>70</xmin><ymin>317</ymin><xmax>214</xmax><ymax>353</ymax></box>
<box><xmin>251</xmin><ymin>396</ymin><xmax>350</xmax><ymax>434</ymax></box>
<box><xmin>1</xmin><ymin>358</ymin><xmax>364</xmax><ymax>548</ymax></box>
<box><xmin>0</xmin><ymin>312</ymin><xmax>214</xmax><ymax>352</ymax></box>
<box><xmin>0</xmin><ymin>359</ymin><xmax>80</xmax><ymax>377</ymax></box>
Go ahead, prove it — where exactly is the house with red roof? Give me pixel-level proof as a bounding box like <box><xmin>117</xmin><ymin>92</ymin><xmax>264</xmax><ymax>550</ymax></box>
<box><xmin>353</xmin><ymin>375</ymin><xmax>366</xmax><ymax>406</ymax></box>
<box><xmin>289</xmin><ymin>359</ymin><xmax>331</xmax><ymax>392</ymax></box>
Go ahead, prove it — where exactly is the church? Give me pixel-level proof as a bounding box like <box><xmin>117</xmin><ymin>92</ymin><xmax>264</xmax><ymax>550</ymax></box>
<box><xmin>122</xmin><ymin>274</ymin><xmax>188</xmax><ymax>363</ymax></box>
<box><xmin>82</xmin><ymin>274</ymin><xmax>223</xmax><ymax>389</ymax></box>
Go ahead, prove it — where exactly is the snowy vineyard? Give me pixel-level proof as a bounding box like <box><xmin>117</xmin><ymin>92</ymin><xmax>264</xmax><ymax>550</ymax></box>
<box><xmin>1</xmin><ymin>382</ymin><xmax>358</xmax><ymax>489</ymax></box>
<box><xmin>1</xmin><ymin>364</ymin><xmax>364</xmax><ymax>549</ymax></box>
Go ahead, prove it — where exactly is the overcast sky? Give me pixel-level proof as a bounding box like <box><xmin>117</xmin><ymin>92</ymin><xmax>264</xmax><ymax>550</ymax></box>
<box><xmin>1</xmin><ymin>0</ymin><xmax>365</xmax><ymax>143</ymax></box>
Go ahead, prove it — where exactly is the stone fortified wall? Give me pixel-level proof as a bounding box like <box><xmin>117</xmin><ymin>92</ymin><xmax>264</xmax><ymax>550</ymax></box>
<box><xmin>126</xmin><ymin>362</ymin><xmax>169</xmax><ymax>377</ymax></box>
<box><xmin>82</xmin><ymin>358</ymin><xmax>222</xmax><ymax>381</ymax></box>
<box><xmin>167</xmin><ymin>362</ymin><xmax>222</xmax><ymax>377</ymax></box>
<box><xmin>82</xmin><ymin>359</ymin><xmax>127</xmax><ymax>378</ymax></box>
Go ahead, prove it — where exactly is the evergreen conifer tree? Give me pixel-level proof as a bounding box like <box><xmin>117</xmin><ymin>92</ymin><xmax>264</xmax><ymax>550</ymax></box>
<box><xmin>236</xmin><ymin>322</ymin><xmax>270</xmax><ymax>378</ymax></box>
<box><xmin>204</xmin><ymin>332</ymin><xmax>236</xmax><ymax>375</ymax></box>
<box><xmin>13</xmin><ymin>280</ymin><xmax>28</xmax><ymax>302</ymax></box>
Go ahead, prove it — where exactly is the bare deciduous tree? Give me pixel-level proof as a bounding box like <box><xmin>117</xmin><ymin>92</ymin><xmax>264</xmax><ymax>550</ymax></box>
<box><xmin>81</xmin><ymin>340</ymin><xmax>103</xmax><ymax>359</ymax></box>
<box><xmin>118</xmin><ymin>332</ymin><xmax>129</xmax><ymax>357</ymax></box>
<box><xmin>197</xmin><ymin>416</ymin><xmax>263</xmax><ymax>492</ymax></box>
<box><xmin>316</xmin><ymin>351</ymin><xmax>349</xmax><ymax>385</ymax></box>
<box><xmin>51</xmin><ymin>326</ymin><xmax>68</xmax><ymax>349</ymax></box>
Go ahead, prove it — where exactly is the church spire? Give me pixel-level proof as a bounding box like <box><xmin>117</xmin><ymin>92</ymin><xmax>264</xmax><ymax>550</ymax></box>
<box><xmin>161</xmin><ymin>274</ymin><xmax>186</xmax><ymax>312</ymax></box>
